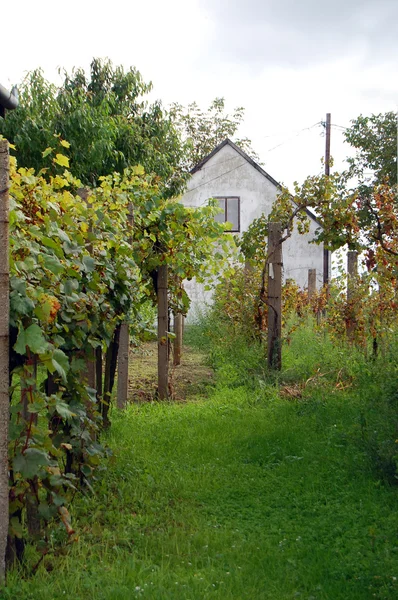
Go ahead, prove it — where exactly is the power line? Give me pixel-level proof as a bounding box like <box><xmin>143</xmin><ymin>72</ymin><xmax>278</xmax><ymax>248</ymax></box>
<box><xmin>184</xmin><ymin>120</ymin><xmax>327</xmax><ymax>195</ymax></box>
<box><xmin>192</xmin><ymin>154</ymin><xmax>247</xmax><ymax>173</ymax></box>
<box><xmin>265</xmin><ymin>122</ymin><xmax>322</xmax><ymax>153</ymax></box>
<box><xmin>184</xmin><ymin>161</ymin><xmax>247</xmax><ymax>195</ymax></box>
<box><xmin>331</xmin><ymin>123</ymin><xmax>349</xmax><ymax>130</ymax></box>
<box><xmin>262</xmin><ymin>121</ymin><xmax>322</xmax><ymax>140</ymax></box>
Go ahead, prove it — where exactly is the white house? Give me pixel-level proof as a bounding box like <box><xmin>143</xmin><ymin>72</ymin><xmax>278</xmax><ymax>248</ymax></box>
<box><xmin>181</xmin><ymin>139</ymin><xmax>328</xmax><ymax>320</ymax></box>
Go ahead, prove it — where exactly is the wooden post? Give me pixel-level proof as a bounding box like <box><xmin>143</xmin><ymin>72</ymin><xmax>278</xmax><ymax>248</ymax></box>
<box><xmin>86</xmin><ymin>360</ymin><xmax>96</xmax><ymax>389</ymax></box>
<box><xmin>308</xmin><ymin>268</ymin><xmax>316</xmax><ymax>299</ymax></box>
<box><xmin>117</xmin><ymin>323</ymin><xmax>129</xmax><ymax>408</ymax></box>
<box><xmin>347</xmin><ymin>251</ymin><xmax>358</xmax><ymax>301</ymax></box>
<box><xmin>347</xmin><ymin>251</ymin><xmax>358</xmax><ymax>340</ymax></box>
<box><xmin>267</xmin><ymin>223</ymin><xmax>282</xmax><ymax>370</ymax></box>
<box><xmin>0</xmin><ymin>140</ymin><xmax>9</xmax><ymax>583</ymax></box>
<box><xmin>117</xmin><ymin>203</ymin><xmax>133</xmax><ymax>409</ymax></box>
<box><xmin>173</xmin><ymin>313</ymin><xmax>183</xmax><ymax>367</ymax></box>
<box><xmin>102</xmin><ymin>325</ymin><xmax>121</xmax><ymax>429</ymax></box>
<box><xmin>158</xmin><ymin>265</ymin><xmax>168</xmax><ymax>399</ymax></box>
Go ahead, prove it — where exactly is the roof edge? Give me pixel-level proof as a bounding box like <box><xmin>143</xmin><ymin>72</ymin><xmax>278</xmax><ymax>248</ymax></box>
<box><xmin>190</xmin><ymin>138</ymin><xmax>320</xmax><ymax>226</ymax></box>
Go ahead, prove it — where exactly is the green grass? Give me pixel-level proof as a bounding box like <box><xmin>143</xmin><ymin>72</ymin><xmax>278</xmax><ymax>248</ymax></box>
<box><xmin>4</xmin><ymin>325</ymin><xmax>398</xmax><ymax>599</ymax></box>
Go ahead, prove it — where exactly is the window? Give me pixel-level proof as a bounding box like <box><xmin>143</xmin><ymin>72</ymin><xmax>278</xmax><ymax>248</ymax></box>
<box><xmin>214</xmin><ymin>196</ymin><xmax>240</xmax><ymax>232</ymax></box>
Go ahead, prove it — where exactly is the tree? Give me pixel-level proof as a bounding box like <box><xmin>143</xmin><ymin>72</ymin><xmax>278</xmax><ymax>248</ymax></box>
<box><xmin>1</xmin><ymin>62</ymin><xmax>259</xmax><ymax>193</ymax></box>
<box><xmin>344</xmin><ymin>111</ymin><xmax>397</xmax><ymax>191</ymax></box>
<box><xmin>0</xmin><ymin>59</ymin><xmax>186</xmax><ymax>196</ymax></box>
<box><xmin>343</xmin><ymin>112</ymin><xmax>398</xmax><ymax>261</ymax></box>
<box><xmin>170</xmin><ymin>97</ymin><xmax>260</xmax><ymax>170</ymax></box>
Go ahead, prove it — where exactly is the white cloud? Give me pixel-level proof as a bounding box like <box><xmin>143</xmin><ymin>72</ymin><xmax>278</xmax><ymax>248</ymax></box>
<box><xmin>2</xmin><ymin>0</ymin><xmax>397</xmax><ymax>189</ymax></box>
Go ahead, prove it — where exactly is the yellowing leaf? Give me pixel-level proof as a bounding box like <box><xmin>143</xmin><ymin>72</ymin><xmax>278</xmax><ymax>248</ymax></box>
<box><xmin>47</xmin><ymin>466</ymin><xmax>61</xmax><ymax>476</ymax></box>
<box><xmin>58</xmin><ymin>506</ymin><xmax>75</xmax><ymax>535</ymax></box>
<box><xmin>42</xmin><ymin>147</ymin><xmax>53</xmax><ymax>158</ymax></box>
<box><xmin>132</xmin><ymin>165</ymin><xmax>145</xmax><ymax>175</ymax></box>
<box><xmin>54</xmin><ymin>154</ymin><xmax>70</xmax><ymax>168</ymax></box>
<box><xmin>60</xmin><ymin>140</ymin><xmax>71</xmax><ymax>148</ymax></box>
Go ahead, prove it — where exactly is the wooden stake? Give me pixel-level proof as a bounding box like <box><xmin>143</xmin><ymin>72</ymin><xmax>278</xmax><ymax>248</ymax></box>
<box><xmin>0</xmin><ymin>140</ymin><xmax>9</xmax><ymax>583</ymax></box>
<box><xmin>267</xmin><ymin>223</ymin><xmax>282</xmax><ymax>370</ymax></box>
<box><xmin>347</xmin><ymin>251</ymin><xmax>358</xmax><ymax>302</ymax></box>
<box><xmin>117</xmin><ymin>322</ymin><xmax>129</xmax><ymax>409</ymax></box>
<box><xmin>157</xmin><ymin>265</ymin><xmax>169</xmax><ymax>399</ymax></box>
<box><xmin>347</xmin><ymin>250</ymin><xmax>358</xmax><ymax>341</ymax></box>
<box><xmin>173</xmin><ymin>313</ymin><xmax>183</xmax><ymax>367</ymax></box>
<box><xmin>308</xmin><ymin>268</ymin><xmax>316</xmax><ymax>299</ymax></box>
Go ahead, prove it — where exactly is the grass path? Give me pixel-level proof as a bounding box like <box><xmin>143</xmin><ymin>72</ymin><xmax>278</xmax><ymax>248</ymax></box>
<box><xmin>5</xmin><ymin>343</ymin><xmax>398</xmax><ymax>599</ymax></box>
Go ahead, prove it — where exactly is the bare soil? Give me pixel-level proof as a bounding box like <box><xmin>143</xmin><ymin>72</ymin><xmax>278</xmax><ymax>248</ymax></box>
<box><xmin>127</xmin><ymin>342</ymin><xmax>214</xmax><ymax>403</ymax></box>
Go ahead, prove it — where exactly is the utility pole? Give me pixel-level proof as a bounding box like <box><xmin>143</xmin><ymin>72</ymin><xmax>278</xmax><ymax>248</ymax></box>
<box><xmin>323</xmin><ymin>113</ymin><xmax>331</xmax><ymax>287</ymax></box>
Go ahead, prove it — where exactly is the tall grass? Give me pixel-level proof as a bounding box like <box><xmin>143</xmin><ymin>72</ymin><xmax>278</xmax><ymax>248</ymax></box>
<box><xmin>189</xmin><ymin>307</ymin><xmax>398</xmax><ymax>485</ymax></box>
<box><xmin>5</xmin><ymin>317</ymin><xmax>398</xmax><ymax>599</ymax></box>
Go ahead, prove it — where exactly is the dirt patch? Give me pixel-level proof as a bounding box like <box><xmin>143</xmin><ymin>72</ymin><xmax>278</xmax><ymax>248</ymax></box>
<box><xmin>127</xmin><ymin>342</ymin><xmax>214</xmax><ymax>403</ymax></box>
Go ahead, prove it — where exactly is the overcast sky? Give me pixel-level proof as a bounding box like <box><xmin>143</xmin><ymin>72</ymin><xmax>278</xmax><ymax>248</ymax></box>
<box><xmin>2</xmin><ymin>0</ymin><xmax>397</xmax><ymax>189</ymax></box>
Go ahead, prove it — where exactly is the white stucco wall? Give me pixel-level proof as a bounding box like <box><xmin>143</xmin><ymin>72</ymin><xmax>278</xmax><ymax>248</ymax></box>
<box><xmin>181</xmin><ymin>142</ymin><xmax>326</xmax><ymax>320</ymax></box>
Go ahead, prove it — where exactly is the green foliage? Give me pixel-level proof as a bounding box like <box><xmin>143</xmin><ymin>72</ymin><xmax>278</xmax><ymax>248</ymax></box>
<box><xmin>7</xmin><ymin>142</ymin><xmax>229</xmax><ymax>558</ymax></box>
<box><xmin>1</xmin><ymin>62</ymin><xmax>261</xmax><ymax>196</ymax></box>
<box><xmin>170</xmin><ymin>97</ymin><xmax>260</xmax><ymax>170</ymax></box>
<box><xmin>340</xmin><ymin>112</ymin><xmax>398</xmax><ymax>260</ymax></box>
<box><xmin>0</xmin><ymin>59</ymin><xmax>186</xmax><ymax>195</ymax></box>
<box><xmin>239</xmin><ymin>214</ymin><xmax>269</xmax><ymax>262</ymax></box>
<box><xmin>240</xmin><ymin>170</ymin><xmax>359</xmax><ymax>269</ymax></box>
<box><xmin>5</xmin><ymin>329</ymin><xmax>398</xmax><ymax>599</ymax></box>
<box><xmin>345</xmin><ymin>111</ymin><xmax>397</xmax><ymax>191</ymax></box>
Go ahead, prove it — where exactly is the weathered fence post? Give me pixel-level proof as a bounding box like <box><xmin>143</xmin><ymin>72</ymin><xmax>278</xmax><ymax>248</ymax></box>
<box><xmin>117</xmin><ymin>323</ymin><xmax>129</xmax><ymax>409</ymax></box>
<box><xmin>173</xmin><ymin>313</ymin><xmax>183</xmax><ymax>367</ymax></box>
<box><xmin>267</xmin><ymin>223</ymin><xmax>282</xmax><ymax>370</ymax></box>
<box><xmin>158</xmin><ymin>265</ymin><xmax>168</xmax><ymax>399</ymax></box>
<box><xmin>308</xmin><ymin>268</ymin><xmax>316</xmax><ymax>299</ymax></box>
<box><xmin>347</xmin><ymin>250</ymin><xmax>358</xmax><ymax>341</ymax></box>
<box><xmin>117</xmin><ymin>202</ymin><xmax>133</xmax><ymax>409</ymax></box>
<box><xmin>0</xmin><ymin>140</ymin><xmax>9</xmax><ymax>583</ymax></box>
<box><xmin>347</xmin><ymin>251</ymin><xmax>358</xmax><ymax>301</ymax></box>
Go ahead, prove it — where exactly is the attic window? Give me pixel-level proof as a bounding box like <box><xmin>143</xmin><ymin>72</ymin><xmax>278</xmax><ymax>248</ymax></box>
<box><xmin>214</xmin><ymin>196</ymin><xmax>240</xmax><ymax>232</ymax></box>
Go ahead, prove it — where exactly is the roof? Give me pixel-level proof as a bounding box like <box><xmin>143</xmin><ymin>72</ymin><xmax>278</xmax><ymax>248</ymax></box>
<box><xmin>0</xmin><ymin>83</ymin><xmax>18</xmax><ymax>110</ymax></box>
<box><xmin>190</xmin><ymin>138</ymin><xmax>320</xmax><ymax>226</ymax></box>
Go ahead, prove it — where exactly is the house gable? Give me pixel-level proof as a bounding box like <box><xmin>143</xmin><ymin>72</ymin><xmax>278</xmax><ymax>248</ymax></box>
<box><xmin>181</xmin><ymin>138</ymin><xmax>327</xmax><ymax>300</ymax></box>
<box><xmin>188</xmin><ymin>138</ymin><xmax>319</xmax><ymax>226</ymax></box>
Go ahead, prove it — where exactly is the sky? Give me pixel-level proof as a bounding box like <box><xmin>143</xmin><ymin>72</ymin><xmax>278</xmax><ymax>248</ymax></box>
<box><xmin>2</xmin><ymin>0</ymin><xmax>397</xmax><ymax>190</ymax></box>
